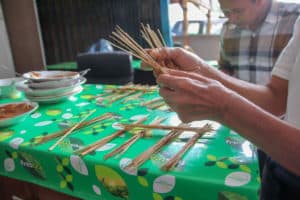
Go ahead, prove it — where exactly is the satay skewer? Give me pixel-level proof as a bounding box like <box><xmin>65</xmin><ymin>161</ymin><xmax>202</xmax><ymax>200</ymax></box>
<box><xmin>161</xmin><ymin>124</ymin><xmax>213</xmax><ymax>171</ymax></box>
<box><xmin>104</xmin><ymin>117</ymin><xmax>165</xmax><ymax>160</ymax></box>
<box><xmin>76</xmin><ymin>116</ymin><xmax>148</xmax><ymax>156</ymax></box>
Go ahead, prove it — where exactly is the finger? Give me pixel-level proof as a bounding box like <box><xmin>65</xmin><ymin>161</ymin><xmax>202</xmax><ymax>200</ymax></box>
<box><xmin>157</xmin><ymin>74</ymin><xmax>198</xmax><ymax>96</ymax></box>
<box><xmin>165</xmin><ymin>69</ymin><xmax>211</xmax><ymax>83</ymax></box>
<box><xmin>140</xmin><ymin>62</ymin><xmax>153</xmax><ymax>71</ymax></box>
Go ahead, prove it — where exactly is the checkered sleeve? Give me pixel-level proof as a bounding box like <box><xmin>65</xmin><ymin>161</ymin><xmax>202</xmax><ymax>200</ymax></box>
<box><xmin>218</xmin><ymin>22</ymin><xmax>234</xmax><ymax>74</ymax></box>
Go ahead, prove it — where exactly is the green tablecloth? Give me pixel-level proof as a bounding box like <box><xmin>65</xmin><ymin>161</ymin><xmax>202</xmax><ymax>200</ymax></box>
<box><xmin>46</xmin><ymin>62</ymin><xmax>78</xmax><ymax>70</ymax></box>
<box><xmin>0</xmin><ymin>84</ymin><xmax>260</xmax><ymax>200</ymax></box>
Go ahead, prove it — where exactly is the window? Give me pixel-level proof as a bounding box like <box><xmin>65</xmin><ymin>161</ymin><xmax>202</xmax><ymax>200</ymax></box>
<box><xmin>278</xmin><ymin>0</ymin><xmax>300</xmax><ymax>2</ymax></box>
<box><xmin>169</xmin><ymin>1</ymin><xmax>225</xmax><ymax>36</ymax></box>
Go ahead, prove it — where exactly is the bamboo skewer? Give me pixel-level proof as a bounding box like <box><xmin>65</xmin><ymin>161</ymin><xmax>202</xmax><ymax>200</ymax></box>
<box><xmin>121</xmin><ymin>123</ymin><xmax>213</xmax><ymax>133</ymax></box>
<box><xmin>122</xmin><ymin>91</ymin><xmax>144</xmax><ymax>103</ymax></box>
<box><xmin>48</xmin><ymin>110</ymin><xmax>96</xmax><ymax>151</ymax></box>
<box><xmin>140</xmin><ymin>23</ymin><xmax>165</xmax><ymax>49</ymax></box>
<box><xmin>109</xmin><ymin>25</ymin><xmax>167</xmax><ymax>74</ymax></box>
<box><xmin>157</xmin><ymin>29</ymin><xmax>167</xmax><ymax>47</ymax></box>
<box><xmin>76</xmin><ymin>116</ymin><xmax>148</xmax><ymax>156</ymax></box>
<box><xmin>104</xmin><ymin>132</ymin><xmax>143</xmax><ymax>160</ymax></box>
<box><xmin>107</xmin><ymin>90</ymin><xmax>137</xmax><ymax>104</ymax></box>
<box><xmin>104</xmin><ymin>117</ymin><xmax>166</xmax><ymax>160</ymax></box>
<box><xmin>94</xmin><ymin>85</ymin><xmax>156</xmax><ymax>101</ymax></box>
<box><xmin>141</xmin><ymin>24</ymin><xmax>155</xmax><ymax>49</ymax></box>
<box><xmin>35</xmin><ymin>113</ymin><xmax>114</xmax><ymax>145</ymax></box>
<box><xmin>111</xmin><ymin>27</ymin><xmax>154</xmax><ymax>63</ymax></box>
<box><xmin>142</xmin><ymin>24</ymin><xmax>165</xmax><ymax>48</ymax></box>
<box><xmin>147</xmin><ymin>101</ymin><xmax>166</xmax><ymax>110</ymax></box>
<box><xmin>109</xmin><ymin>85</ymin><xmax>157</xmax><ymax>93</ymax></box>
<box><xmin>141</xmin><ymin>97</ymin><xmax>163</xmax><ymax>106</ymax></box>
<box><xmin>126</xmin><ymin>123</ymin><xmax>188</xmax><ymax>169</ymax></box>
<box><xmin>161</xmin><ymin>124</ymin><xmax>213</xmax><ymax>171</ymax></box>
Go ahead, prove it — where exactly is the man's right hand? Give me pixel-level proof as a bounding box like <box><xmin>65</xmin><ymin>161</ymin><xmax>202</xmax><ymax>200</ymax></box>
<box><xmin>141</xmin><ymin>47</ymin><xmax>204</xmax><ymax>73</ymax></box>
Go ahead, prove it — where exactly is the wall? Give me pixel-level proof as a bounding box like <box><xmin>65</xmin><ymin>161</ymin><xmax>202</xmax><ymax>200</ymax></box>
<box><xmin>1</xmin><ymin>0</ymin><xmax>45</xmax><ymax>74</ymax></box>
<box><xmin>36</xmin><ymin>0</ymin><xmax>171</xmax><ymax>65</ymax></box>
<box><xmin>0</xmin><ymin>2</ymin><xmax>15</xmax><ymax>78</ymax></box>
<box><xmin>173</xmin><ymin>34</ymin><xmax>220</xmax><ymax>61</ymax></box>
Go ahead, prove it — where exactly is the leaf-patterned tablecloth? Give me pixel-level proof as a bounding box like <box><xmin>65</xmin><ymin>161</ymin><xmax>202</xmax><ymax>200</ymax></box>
<box><xmin>0</xmin><ymin>84</ymin><xmax>260</xmax><ymax>200</ymax></box>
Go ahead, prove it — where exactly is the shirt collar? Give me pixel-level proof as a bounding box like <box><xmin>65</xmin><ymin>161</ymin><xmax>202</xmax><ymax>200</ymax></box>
<box><xmin>264</xmin><ymin>0</ymin><xmax>279</xmax><ymax>25</ymax></box>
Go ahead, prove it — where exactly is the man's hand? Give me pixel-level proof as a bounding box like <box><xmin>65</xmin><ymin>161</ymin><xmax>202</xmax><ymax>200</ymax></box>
<box><xmin>157</xmin><ymin>69</ymin><xmax>235</xmax><ymax>123</ymax></box>
<box><xmin>141</xmin><ymin>47</ymin><xmax>206</xmax><ymax>73</ymax></box>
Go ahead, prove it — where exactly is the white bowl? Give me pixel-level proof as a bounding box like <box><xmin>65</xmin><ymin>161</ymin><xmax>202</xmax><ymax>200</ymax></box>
<box><xmin>0</xmin><ymin>78</ymin><xmax>23</xmax><ymax>98</ymax></box>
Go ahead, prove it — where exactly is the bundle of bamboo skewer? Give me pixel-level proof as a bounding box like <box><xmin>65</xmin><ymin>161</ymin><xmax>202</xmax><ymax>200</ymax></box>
<box><xmin>104</xmin><ymin>117</ymin><xmax>166</xmax><ymax>160</ymax></box>
<box><xmin>123</xmin><ymin>123</ymin><xmax>214</xmax><ymax>170</ymax></box>
<box><xmin>161</xmin><ymin>124</ymin><xmax>213</xmax><ymax>171</ymax></box>
<box><xmin>34</xmin><ymin>112</ymin><xmax>114</xmax><ymax>146</ymax></box>
<box><xmin>94</xmin><ymin>84</ymin><xmax>158</xmax><ymax>106</ymax></box>
<box><xmin>75</xmin><ymin>116</ymin><xmax>149</xmax><ymax>156</ymax></box>
<box><xmin>125</xmin><ymin>123</ymin><xmax>188</xmax><ymax>169</ymax></box>
<box><xmin>109</xmin><ymin>24</ymin><xmax>167</xmax><ymax>74</ymax></box>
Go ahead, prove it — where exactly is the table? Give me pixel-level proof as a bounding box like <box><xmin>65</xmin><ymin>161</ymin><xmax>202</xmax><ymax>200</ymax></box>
<box><xmin>0</xmin><ymin>84</ymin><xmax>260</xmax><ymax>200</ymax></box>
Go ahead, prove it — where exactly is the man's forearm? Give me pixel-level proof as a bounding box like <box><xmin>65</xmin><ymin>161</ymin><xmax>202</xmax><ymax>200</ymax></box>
<box><xmin>199</xmin><ymin>64</ymin><xmax>287</xmax><ymax>116</ymax></box>
<box><xmin>222</xmin><ymin>92</ymin><xmax>300</xmax><ymax>176</ymax></box>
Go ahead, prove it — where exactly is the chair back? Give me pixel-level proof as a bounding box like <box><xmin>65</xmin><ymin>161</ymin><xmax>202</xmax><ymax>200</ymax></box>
<box><xmin>76</xmin><ymin>52</ymin><xmax>133</xmax><ymax>85</ymax></box>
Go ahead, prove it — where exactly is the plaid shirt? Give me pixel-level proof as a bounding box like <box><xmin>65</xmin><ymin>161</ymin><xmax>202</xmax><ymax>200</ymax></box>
<box><xmin>219</xmin><ymin>1</ymin><xmax>300</xmax><ymax>85</ymax></box>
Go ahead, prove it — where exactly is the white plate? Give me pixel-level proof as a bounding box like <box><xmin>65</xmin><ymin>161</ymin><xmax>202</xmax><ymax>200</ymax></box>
<box><xmin>22</xmin><ymin>70</ymin><xmax>80</xmax><ymax>82</ymax></box>
<box><xmin>27</xmin><ymin>77</ymin><xmax>83</xmax><ymax>89</ymax></box>
<box><xmin>0</xmin><ymin>101</ymin><xmax>38</xmax><ymax>128</ymax></box>
<box><xmin>16</xmin><ymin>77</ymin><xmax>86</xmax><ymax>97</ymax></box>
<box><xmin>25</xmin><ymin>86</ymin><xmax>83</xmax><ymax>104</ymax></box>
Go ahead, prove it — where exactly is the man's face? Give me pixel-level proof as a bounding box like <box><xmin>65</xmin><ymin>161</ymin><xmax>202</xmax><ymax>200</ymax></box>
<box><xmin>219</xmin><ymin>0</ymin><xmax>261</xmax><ymax>29</ymax></box>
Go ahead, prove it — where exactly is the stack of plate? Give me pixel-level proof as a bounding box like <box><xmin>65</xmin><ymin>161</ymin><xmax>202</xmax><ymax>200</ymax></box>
<box><xmin>17</xmin><ymin>70</ymin><xmax>86</xmax><ymax>104</ymax></box>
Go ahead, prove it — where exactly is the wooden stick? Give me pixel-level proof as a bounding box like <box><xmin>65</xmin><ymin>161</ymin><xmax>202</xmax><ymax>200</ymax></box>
<box><xmin>141</xmin><ymin>24</ymin><xmax>155</xmax><ymax>49</ymax></box>
<box><xmin>36</xmin><ymin>113</ymin><xmax>114</xmax><ymax>145</ymax></box>
<box><xmin>141</xmin><ymin>97</ymin><xmax>163</xmax><ymax>106</ymax></box>
<box><xmin>104</xmin><ymin>117</ymin><xmax>165</xmax><ymax>160</ymax></box>
<box><xmin>112</xmin><ymin>28</ymin><xmax>153</xmax><ymax>63</ymax></box>
<box><xmin>76</xmin><ymin>116</ymin><xmax>148</xmax><ymax>156</ymax></box>
<box><xmin>122</xmin><ymin>92</ymin><xmax>144</xmax><ymax>103</ymax></box>
<box><xmin>104</xmin><ymin>132</ymin><xmax>142</xmax><ymax>160</ymax></box>
<box><xmin>48</xmin><ymin>110</ymin><xmax>96</xmax><ymax>151</ymax></box>
<box><xmin>147</xmin><ymin>101</ymin><xmax>166</xmax><ymax>110</ymax></box>
<box><xmin>157</xmin><ymin>29</ymin><xmax>167</xmax><ymax>47</ymax></box>
<box><xmin>126</xmin><ymin>123</ymin><xmax>188</xmax><ymax>169</ymax></box>
<box><xmin>146</xmin><ymin>24</ymin><xmax>163</xmax><ymax>48</ymax></box>
<box><xmin>121</xmin><ymin>123</ymin><xmax>213</xmax><ymax>133</ymax></box>
<box><xmin>107</xmin><ymin>90</ymin><xmax>137</xmax><ymax>104</ymax></box>
<box><xmin>109</xmin><ymin>85</ymin><xmax>157</xmax><ymax>93</ymax></box>
<box><xmin>161</xmin><ymin>124</ymin><xmax>213</xmax><ymax>171</ymax></box>
<box><xmin>109</xmin><ymin>25</ymin><xmax>166</xmax><ymax>73</ymax></box>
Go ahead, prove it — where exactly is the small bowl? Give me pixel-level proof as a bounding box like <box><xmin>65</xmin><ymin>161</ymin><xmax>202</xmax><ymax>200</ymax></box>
<box><xmin>0</xmin><ymin>78</ymin><xmax>23</xmax><ymax>99</ymax></box>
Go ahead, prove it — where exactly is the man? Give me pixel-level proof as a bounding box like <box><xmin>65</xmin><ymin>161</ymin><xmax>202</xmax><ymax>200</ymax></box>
<box><xmin>219</xmin><ymin>0</ymin><xmax>300</xmax><ymax>85</ymax></box>
<box><xmin>218</xmin><ymin>0</ymin><xmax>300</xmax><ymax>176</ymax></box>
<box><xmin>147</xmin><ymin>16</ymin><xmax>300</xmax><ymax>199</ymax></box>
